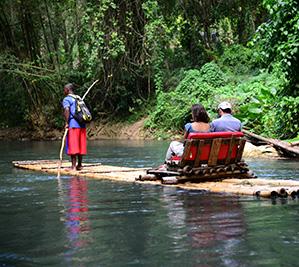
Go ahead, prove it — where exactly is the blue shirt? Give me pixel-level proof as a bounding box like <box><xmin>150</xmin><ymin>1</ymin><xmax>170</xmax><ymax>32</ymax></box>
<box><xmin>62</xmin><ymin>95</ymin><xmax>85</xmax><ymax>128</ymax></box>
<box><xmin>184</xmin><ymin>122</ymin><xmax>211</xmax><ymax>133</ymax></box>
<box><xmin>210</xmin><ymin>114</ymin><xmax>241</xmax><ymax>132</ymax></box>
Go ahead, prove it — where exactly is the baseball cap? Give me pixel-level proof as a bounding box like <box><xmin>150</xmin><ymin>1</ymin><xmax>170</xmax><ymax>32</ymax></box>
<box><xmin>218</xmin><ymin>101</ymin><xmax>232</xmax><ymax>110</ymax></box>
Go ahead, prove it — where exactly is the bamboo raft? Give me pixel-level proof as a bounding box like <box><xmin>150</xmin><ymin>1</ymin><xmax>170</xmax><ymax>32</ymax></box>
<box><xmin>12</xmin><ymin>159</ymin><xmax>299</xmax><ymax>199</ymax></box>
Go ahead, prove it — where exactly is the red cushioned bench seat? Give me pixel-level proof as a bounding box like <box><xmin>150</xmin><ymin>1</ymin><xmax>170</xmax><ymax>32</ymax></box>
<box><xmin>170</xmin><ymin>131</ymin><xmax>246</xmax><ymax>167</ymax></box>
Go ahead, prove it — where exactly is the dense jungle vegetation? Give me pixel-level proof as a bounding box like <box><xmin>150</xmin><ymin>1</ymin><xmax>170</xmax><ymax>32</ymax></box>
<box><xmin>0</xmin><ymin>0</ymin><xmax>298</xmax><ymax>139</ymax></box>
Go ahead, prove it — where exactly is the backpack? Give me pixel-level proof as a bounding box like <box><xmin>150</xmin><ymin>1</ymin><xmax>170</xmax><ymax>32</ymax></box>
<box><xmin>68</xmin><ymin>94</ymin><xmax>92</xmax><ymax>124</ymax></box>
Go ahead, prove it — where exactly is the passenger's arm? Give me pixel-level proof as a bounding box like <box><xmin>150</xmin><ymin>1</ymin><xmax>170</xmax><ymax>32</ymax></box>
<box><xmin>183</xmin><ymin>131</ymin><xmax>189</xmax><ymax>139</ymax></box>
<box><xmin>183</xmin><ymin>123</ymin><xmax>191</xmax><ymax>139</ymax></box>
<box><xmin>209</xmin><ymin>122</ymin><xmax>215</xmax><ymax>132</ymax></box>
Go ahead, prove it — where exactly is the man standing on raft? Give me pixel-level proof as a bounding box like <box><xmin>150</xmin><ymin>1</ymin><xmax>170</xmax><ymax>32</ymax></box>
<box><xmin>62</xmin><ymin>83</ymin><xmax>87</xmax><ymax>170</ymax></box>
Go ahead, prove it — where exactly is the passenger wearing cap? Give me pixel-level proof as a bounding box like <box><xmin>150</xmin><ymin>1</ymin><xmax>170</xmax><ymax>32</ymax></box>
<box><xmin>210</xmin><ymin>101</ymin><xmax>242</xmax><ymax>132</ymax></box>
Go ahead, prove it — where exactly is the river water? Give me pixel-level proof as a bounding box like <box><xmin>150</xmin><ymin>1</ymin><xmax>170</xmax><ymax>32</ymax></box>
<box><xmin>0</xmin><ymin>140</ymin><xmax>299</xmax><ymax>267</ymax></box>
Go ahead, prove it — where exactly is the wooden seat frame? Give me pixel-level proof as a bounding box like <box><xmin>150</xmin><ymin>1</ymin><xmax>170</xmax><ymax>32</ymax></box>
<box><xmin>178</xmin><ymin>131</ymin><xmax>246</xmax><ymax>168</ymax></box>
<box><xmin>142</xmin><ymin>132</ymin><xmax>255</xmax><ymax>184</ymax></box>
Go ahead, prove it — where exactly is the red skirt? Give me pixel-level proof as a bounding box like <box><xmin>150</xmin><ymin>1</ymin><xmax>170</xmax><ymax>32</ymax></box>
<box><xmin>66</xmin><ymin>128</ymin><xmax>87</xmax><ymax>155</ymax></box>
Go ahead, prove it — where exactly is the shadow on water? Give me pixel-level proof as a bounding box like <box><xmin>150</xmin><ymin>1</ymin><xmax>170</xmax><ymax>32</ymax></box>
<box><xmin>0</xmin><ymin>140</ymin><xmax>299</xmax><ymax>266</ymax></box>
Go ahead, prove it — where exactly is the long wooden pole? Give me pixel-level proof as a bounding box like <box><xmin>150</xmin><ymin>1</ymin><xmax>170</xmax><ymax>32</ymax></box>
<box><xmin>57</xmin><ymin>128</ymin><xmax>68</xmax><ymax>177</ymax></box>
<box><xmin>243</xmin><ymin>129</ymin><xmax>299</xmax><ymax>158</ymax></box>
<box><xmin>82</xmin><ymin>79</ymin><xmax>99</xmax><ymax>100</ymax></box>
<box><xmin>290</xmin><ymin>140</ymin><xmax>299</xmax><ymax>147</ymax></box>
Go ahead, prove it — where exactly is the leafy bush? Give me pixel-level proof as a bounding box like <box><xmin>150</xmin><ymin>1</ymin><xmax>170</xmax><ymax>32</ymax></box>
<box><xmin>236</xmin><ymin>69</ymin><xmax>299</xmax><ymax>138</ymax></box>
<box><xmin>237</xmin><ymin>80</ymin><xmax>278</xmax><ymax>135</ymax></box>
<box><xmin>146</xmin><ymin>55</ymin><xmax>298</xmax><ymax>139</ymax></box>
<box><xmin>252</xmin><ymin>0</ymin><xmax>299</xmax><ymax>96</ymax></box>
<box><xmin>198</xmin><ymin>62</ymin><xmax>227</xmax><ymax>88</ymax></box>
<box><xmin>217</xmin><ymin>44</ymin><xmax>256</xmax><ymax>75</ymax></box>
<box><xmin>0</xmin><ymin>53</ymin><xmax>67</xmax><ymax>129</ymax></box>
<box><xmin>145</xmin><ymin>62</ymin><xmax>227</xmax><ymax>134</ymax></box>
<box><xmin>144</xmin><ymin>87</ymin><xmax>198</xmax><ymax>132</ymax></box>
<box><xmin>275</xmin><ymin>96</ymin><xmax>299</xmax><ymax>139</ymax></box>
<box><xmin>0</xmin><ymin>74</ymin><xmax>27</xmax><ymax>127</ymax></box>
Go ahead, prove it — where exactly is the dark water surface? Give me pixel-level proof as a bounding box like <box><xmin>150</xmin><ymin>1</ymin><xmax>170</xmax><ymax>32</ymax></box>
<box><xmin>0</xmin><ymin>140</ymin><xmax>299</xmax><ymax>267</ymax></box>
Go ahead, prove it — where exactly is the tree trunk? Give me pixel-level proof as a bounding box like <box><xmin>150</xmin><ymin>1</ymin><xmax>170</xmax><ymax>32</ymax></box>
<box><xmin>44</xmin><ymin>0</ymin><xmax>60</xmax><ymax>70</ymax></box>
<box><xmin>0</xmin><ymin>8</ymin><xmax>19</xmax><ymax>55</ymax></box>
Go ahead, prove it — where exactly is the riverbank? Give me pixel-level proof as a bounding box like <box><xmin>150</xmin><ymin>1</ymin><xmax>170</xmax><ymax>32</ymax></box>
<box><xmin>0</xmin><ymin>118</ymin><xmax>151</xmax><ymax>141</ymax></box>
<box><xmin>0</xmin><ymin>119</ymin><xmax>281</xmax><ymax>159</ymax></box>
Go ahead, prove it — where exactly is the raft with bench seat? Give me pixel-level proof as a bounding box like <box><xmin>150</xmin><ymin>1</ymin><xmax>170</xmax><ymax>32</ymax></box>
<box><xmin>140</xmin><ymin>132</ymin><xmax>255</xmax><ymax>184</ymax></box>
<box><xmin>11</xmin><ymin>159</ymin><xmax>299</xmax><ymax>199</ymax></box>
<box><xmin>12</xmin><ymin>132</ymin><xmax>299</xmax><ymax>199</ymax></box>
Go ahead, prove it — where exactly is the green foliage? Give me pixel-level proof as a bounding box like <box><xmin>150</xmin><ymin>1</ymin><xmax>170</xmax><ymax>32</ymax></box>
<box><xmin>217</xmin><ymin>45</ymin><xmax>257</xmax><ymax>75</ymax></box>
<box><xmin>0</xmin><ymin>74</ymin><xmax>26</xmax><ymax>127</ymax></box>
<box><xmin>147</xmin><ymin>56</ymin><xmax>298</xmax><ymax>139</ymax></box>
<box><xmin>217</xmin><ymin>17</ymin><xmax>235</xmax><ymax>45</ymax></box>
<box><xmin>145</xmin><ymin>62</ymin><xmax>227</xmax><ymax>133</ymax></box>
<box><xmin>275</xmin><ymin>96</ymin><xmax>299</xmax><ymax>139</ymax></box>
<box><xmin>285</xmin><ymin>135</ymin><xmax>299</xmax><ymax>143</ymax></box>
<box><xmin>0</xmin><ymin>53</ymin><xmax>63</xmax><ymax>128</ymax></box>
<box><xmin>236</xmin><ymin>70</ymin><xmax>299</xmax><ymax>138</ymax></box>
<box><xmin>252</xmin><ymin>0</ymin><xmax>299</xmax><ymax>96</ymax></box>
<box><xmin>198</xmin><ymin>62</ymin><xmax>227</xmax><ymax>88</ymax></box>
<box><xmin>237</xmin><ymin>74</ymin><xmax>279</xmax><ymax>135</ymax></box>
<box><xmin>144</xmin><ymin>90</ymin><xmax>195</xmax><ymax>131</ymax></box>
<box><xmin>142</xmin><ymin>0</ymin><xmax>168</xmax><ymax>93</ymax></box>
<box><xmin>0</xmin><ymin>0</ymin><xmax>297</xmax><ymax>142</ymax></box>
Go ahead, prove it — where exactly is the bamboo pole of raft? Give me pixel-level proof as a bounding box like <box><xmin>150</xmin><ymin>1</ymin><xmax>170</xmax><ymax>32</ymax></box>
<box><xmin>11</xmin><ymin>159</ymin><xmax>299</xmax><ymax>199</ymax></box>
<box><xmin>180</xmin><ymin>182</ymin><xmax>266</xmax><ymax>196</ymax></box>
<box><xmin>57</xmin><ymin>128</ymin><xmax>68</xmax><ymax>177</ymax></box>
<box><xmin>221</xmin><ymin>178</ymin><xmax>299</xmax><ymax>187</ymax></box>
<box><xmin>179</xmin><ymin>180</ymin><xmax>299</xmax><ymax>198</ymax></box>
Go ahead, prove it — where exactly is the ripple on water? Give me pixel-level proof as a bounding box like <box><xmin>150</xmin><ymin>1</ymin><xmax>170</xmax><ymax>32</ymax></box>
<box><xmin>0</xmin><ymin>252</ymin><xmax>32</xmax><ymax>264</ymax></box>
<box><xmin>0</xmin><ymin>186</ymin><xmax>31</xmax><ymax>193</ymax></box>
<box><xmin>1</xmin><ymin>141</ymin><xmax>299</xmax><ymax>266</ymax></box>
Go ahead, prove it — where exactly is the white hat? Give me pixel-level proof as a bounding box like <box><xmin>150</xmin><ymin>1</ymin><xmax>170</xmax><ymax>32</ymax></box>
<box><xmin>218</xmin><ymin>101</ymin><xmax>232</xmax><ymax>110</ymax></box>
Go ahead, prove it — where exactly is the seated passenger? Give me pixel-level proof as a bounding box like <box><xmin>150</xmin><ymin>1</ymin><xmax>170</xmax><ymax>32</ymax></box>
<box><xmin>165</xmin><ymin>103</ymin><xmax>211</xmax><ymax>162</ymax></box>
<box><xmin>210</xmin><ymin>101</ymin><xmax>241</xmax><ymax>132</ymax></box>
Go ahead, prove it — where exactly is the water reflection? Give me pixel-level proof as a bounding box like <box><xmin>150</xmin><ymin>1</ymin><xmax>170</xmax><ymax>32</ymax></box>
<box><xmin>61</xmin><ymin>176</ymin><xmax>91</xmax><ymax>262</ymax></box>
<box><xmin>1</xmin><ymin>139</ymin><xmax>299</xmax><ymax>266</ymax></box>
<box><xmin>160</xmin><ymin>187</ymin><xmax>246</xmax><ymax>266</ymax></box>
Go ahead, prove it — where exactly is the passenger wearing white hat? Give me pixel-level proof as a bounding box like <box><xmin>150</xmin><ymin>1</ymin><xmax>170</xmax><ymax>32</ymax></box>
<box><xmin>210</xmin><ymin>101</ymin><xmax>241</xmax><ymax>132</ymax></box>
<box><xmin>218</xmin><ymin>101</ymin><xmax>232</xmax><ymax>110</ymax></box>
